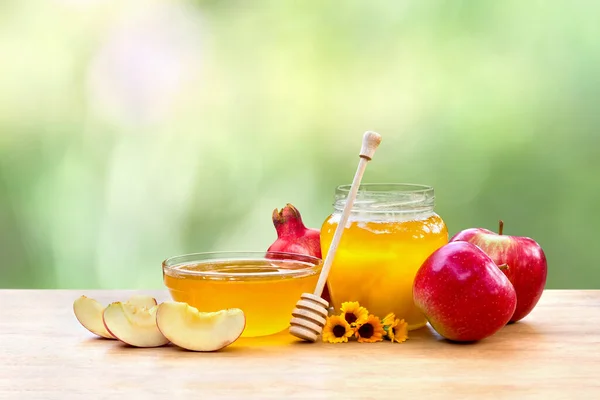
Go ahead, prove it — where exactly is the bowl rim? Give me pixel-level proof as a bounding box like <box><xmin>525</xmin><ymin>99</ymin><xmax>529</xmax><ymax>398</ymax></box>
<box><xmin>162</xmin><ymin>251</ymin><xmax>323</xmax><ymax>280</ymax></box>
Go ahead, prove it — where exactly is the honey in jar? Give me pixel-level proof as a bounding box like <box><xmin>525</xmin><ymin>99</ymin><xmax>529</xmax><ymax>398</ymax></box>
<box><xmin>162</xmin><ymin>252</ymin><xmax>321</xmax><ymax>337</ymax></box>
<box><xmin>320</xmin><ymin>184</ymin><xmax>448</xmax><ymax>330</ymax></box>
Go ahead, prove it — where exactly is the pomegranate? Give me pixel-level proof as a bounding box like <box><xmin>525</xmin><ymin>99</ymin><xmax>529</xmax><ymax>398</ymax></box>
<box><xmin>267</xmin><ymin>203</ymin><xmax>330</xmax><ymax>302</ymax></box>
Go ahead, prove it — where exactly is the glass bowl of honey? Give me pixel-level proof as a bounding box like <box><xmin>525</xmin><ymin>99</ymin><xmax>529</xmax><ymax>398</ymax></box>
<box><xmin>162</xmin><ymin>251</ymin><xmax>322</xmax><ymax>337</ymax></box>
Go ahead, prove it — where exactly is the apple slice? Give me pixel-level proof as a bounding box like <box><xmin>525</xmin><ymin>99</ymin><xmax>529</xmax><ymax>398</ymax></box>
<box><xmin>102</xmin><ymin>302</ymin><xmax>169</xmax><ymax>348</ymax></box>
<box><xmin>73</xmin><ymin>295</ymin><xmax>158</xmax><ymax>339</ymax></box>
<box><xmin>156</xmin><ymin>302</ymin><xmax>245</xmax><ymax>352</ymax></box>
<box><xmin>73</xmin><ymin>296</ymin><xmax>116</xmax><ymax>339</ymax></box>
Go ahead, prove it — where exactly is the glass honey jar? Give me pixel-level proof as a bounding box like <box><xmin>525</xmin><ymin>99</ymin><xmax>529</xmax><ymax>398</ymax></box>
<box><xmin>320</xmin><ymin>184</ymin><xmax>448</xmax><ymax>330</ymax></box>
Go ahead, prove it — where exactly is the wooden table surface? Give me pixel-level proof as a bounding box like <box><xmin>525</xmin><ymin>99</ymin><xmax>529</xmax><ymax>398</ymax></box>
<box><xmin>1</xmin><ymin>290</ymin><xmax>599</xmax><ymax>399</ymax></box>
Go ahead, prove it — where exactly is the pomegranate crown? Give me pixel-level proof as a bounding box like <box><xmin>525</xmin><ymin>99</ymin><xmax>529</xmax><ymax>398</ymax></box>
<box><xmin>272</xmin><ymin>203</ymin><xmax>306</xmax><ymax>236</ymax></box>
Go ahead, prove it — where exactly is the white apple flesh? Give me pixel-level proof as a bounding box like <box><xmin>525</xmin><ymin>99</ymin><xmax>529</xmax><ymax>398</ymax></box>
<box><xmin>73</xmin><ymin>296</ymin><xmax>115</xmax><ymax>339</ymax></box>
<box><xmin>124</xmin><ymin>295</ymin><xmax>158</xmax><ymax>309</ymax></box>
<box><xmin>102</xmin><ymin>302</ymin><xmax>169</xmax><ymax>348</ymax></box>
<box><xmin>156</xmin><ymin>302</ymin><xmax>245</xmax><ymax>352</ymax></box>
<box><xmin>73</xmin><ymin>295</ymin><xmax>159</xmax><ymax>339</ymax></box>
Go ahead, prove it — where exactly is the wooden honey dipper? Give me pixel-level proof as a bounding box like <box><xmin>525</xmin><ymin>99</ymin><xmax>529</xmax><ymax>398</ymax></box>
<box><xmin>289</xmin><ymin>131</ymin><xmax>382</xmax><ymax>342</ymax></box>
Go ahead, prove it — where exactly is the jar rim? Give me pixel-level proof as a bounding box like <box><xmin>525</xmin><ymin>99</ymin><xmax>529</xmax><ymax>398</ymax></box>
<box><xmin>333</xmin><ymin>183</ymin><xmax>435</xmax><ymax>214</ymax></box>
<box><xmin>335</xmin><ymin>183</ymin><xmax>434</xmax><ymax>194</ymax></box>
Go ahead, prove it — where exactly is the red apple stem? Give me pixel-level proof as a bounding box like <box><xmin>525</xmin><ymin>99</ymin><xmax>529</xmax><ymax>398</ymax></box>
<box><xmin>498</xmin><ymin>264</ymin><xmax>509</xmax><ymax>271</ymax></box>
<box><xmin>498</xmin><ymin>220</ymin><xmax>504</xmax><ymax>236</ymax></box>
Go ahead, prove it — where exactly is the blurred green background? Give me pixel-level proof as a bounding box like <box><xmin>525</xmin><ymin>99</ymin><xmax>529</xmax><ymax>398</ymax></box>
<box><xmin>1</xmin><ymin>0</ymin><xmax>597</xmax><ymax>289</ymax></box>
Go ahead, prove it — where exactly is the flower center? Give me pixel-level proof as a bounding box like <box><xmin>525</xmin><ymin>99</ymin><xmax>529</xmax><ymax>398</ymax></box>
<box><xmin>345</xmin><ymin>313</ymin><xmax>357</xmax><ymax>324</ymax></box>
<box><xmin>332</xmin><ymin>325</ymin><xmax>346</xmax><ymax>338</ymax></box>
<box><xmin>358</xmin><ymin>323</ymin><xmax>374</xmax><ymax>338</ymax></box>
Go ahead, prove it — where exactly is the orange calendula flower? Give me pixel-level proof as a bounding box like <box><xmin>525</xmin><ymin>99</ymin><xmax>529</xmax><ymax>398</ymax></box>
<box><xmin>382</xmin><ymin>313</ymin><xmax>408</xmax><ymax>343</ymax></box>
<box><xmin>355</xmin><ymin>314</ymin><xmax>385</xmax><ymax>343</ymax></box>
<box><xmin>340</xmin><ymin>301</ymin><xmax>368</xmax><ymax>327</ymax></box>
<box><xmin>322</xmin><ymin>315</ymin><xmax>354</xmax><ymax>343</ymax></box>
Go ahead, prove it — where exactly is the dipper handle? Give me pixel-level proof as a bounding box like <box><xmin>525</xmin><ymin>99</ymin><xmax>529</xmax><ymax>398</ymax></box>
<box><xmin>312</xmin><ymin>131</ymin><xmax>382</xmax><ymax>298</ymax></box>
<box><xmin>290</xmin><ymin>131</ymin><xmax>382</xmax><ymax>341</ymax></box>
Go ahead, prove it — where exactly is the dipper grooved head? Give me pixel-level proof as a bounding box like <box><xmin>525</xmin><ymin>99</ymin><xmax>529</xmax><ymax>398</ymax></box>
<box><xmin>289</xmin><ymin>293</ymin><xmax>329</xmax><ymax>342</ymax></box>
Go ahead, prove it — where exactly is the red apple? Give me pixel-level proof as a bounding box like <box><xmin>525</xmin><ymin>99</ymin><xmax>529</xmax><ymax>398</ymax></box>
<box><xmin>450</xmin><ymin>220</ymin><xmax>547</xmax><ymax>322</ymax></box>
<box><xmin>413</xmin><ymin>241</ymin><xmax>517</xmax><ymax>342</ymax></box>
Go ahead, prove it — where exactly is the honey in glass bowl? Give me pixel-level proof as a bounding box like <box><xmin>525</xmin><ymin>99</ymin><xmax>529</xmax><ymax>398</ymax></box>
<box><xmin>162</xmin><ymin>252</ymin><xmax>321</xmax><ymax>337</ymax></box>
<box><xmin>320</xmin><ymin>184</ymin><xmax>448</xmax><ymax>331</ymax></box>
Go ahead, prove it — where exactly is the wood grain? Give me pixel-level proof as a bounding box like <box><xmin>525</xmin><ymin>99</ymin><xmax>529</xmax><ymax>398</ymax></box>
<box><xmin>0</xmin><ymin>290</ymin><xmax>599</xmax><ymax>399</ymax></box>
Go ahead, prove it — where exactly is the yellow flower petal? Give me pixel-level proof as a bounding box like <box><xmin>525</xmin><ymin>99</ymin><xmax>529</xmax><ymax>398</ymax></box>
<box><xmin>356</xmin><ymin>314</ymin><xmax>384</xmax><ymax>343</ymax></box>
<box><xmin>382</xmin><ymin>312</ymin><xmax>396</xmax><ymax>328</ymax></box>
<box><xmin>322</xmin><ymin>315</ymin><xmax>354</xmax><ymax>343</ymax></box>
<box><xmin>340</xmin><ymin>301</ymin><xmax>369</xmax><ymax>326</ymax></box>
<box><xmin>387</xmin><ymin>318</ymin><xmax>408</xmax><ymax>343</ymax></box>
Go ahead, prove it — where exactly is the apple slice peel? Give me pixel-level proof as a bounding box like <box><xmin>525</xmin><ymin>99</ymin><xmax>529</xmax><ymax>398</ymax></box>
<box><xmin>156</xmin><ymin>301</ymin><xmax>246</xmax><ymax>352</ymax></box>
